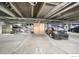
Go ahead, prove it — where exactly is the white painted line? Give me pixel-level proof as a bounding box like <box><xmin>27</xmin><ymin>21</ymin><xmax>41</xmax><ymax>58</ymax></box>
<box><xmin>39</xmin><ymin>48</ymin><xmax>43</xmax><ymax>53</ymax></box>
<box><xmin>35</xmin><ymin>48</ymin><xmax>38</xmax><ymax>53</ymax></box>
<box><xmin>11</xmin><ymin>36</ymin><xmax>30</xmax><ymax>53</ymax></box>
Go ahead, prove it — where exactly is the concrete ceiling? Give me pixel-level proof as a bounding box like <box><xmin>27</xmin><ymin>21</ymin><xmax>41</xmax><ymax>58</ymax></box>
<box><xmin>0</xmin><ymin>2</ymin><xmax>79</xmax><ymax>22</ymax></box>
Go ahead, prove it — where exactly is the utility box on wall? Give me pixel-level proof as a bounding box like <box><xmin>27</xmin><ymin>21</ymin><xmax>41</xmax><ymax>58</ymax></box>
<box><xmin>0</xmin><ymin>22</ymin><xmax>5</xmax><ymax>34</ymax></box>
<box><xmin>33</xmin><ymin>23</ymin><xmax>45</xmax><ymax>34</ymax></box>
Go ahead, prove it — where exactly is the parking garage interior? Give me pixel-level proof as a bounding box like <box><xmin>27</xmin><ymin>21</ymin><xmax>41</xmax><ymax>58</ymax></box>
<box><xmin>0</xmin><ymin>2</ymin><xmax>79</xmax><ymax>54</ymax></box>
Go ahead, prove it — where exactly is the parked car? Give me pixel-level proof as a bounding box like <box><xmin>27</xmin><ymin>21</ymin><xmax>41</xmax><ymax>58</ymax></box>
<box><xmin>68</xmin><ymin>26</ymin><xmax>79</xmax><ymax>33</ymax></box>
<box><xmin>53</xmin><ymin>30</ymin><xmax>69</xmax><ymax>40</ymax></box>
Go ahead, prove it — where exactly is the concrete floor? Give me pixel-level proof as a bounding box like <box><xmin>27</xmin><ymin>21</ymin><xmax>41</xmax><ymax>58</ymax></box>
<box><xmin>0</xmin><ymin>32</ymin><xmax>79</xmax><ymax>54</ymax></box>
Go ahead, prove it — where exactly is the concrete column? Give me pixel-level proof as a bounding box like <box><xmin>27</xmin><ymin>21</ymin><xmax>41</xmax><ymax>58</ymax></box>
<box><xmin>33</xmin><ymin>23</ymin><xmax>45</xmax><ymax>34</ymax></box>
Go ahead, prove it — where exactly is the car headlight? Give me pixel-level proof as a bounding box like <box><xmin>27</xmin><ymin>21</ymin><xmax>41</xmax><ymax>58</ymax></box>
<box><xmin>54</xmin><ymin>31</ymin><xmax>58</xmax><ymax>34</ymax></box>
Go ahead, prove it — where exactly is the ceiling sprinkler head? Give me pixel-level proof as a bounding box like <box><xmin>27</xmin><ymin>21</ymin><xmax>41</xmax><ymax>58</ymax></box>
<box><xmin>29</xmin><ymin>2</ymin><xmax>37</xmax><ymax>6</ymax></box>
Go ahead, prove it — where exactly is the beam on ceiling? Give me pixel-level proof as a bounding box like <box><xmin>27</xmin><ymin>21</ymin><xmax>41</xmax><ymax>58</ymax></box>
<box><xmin>57</xmin><ymin>10</ymin><xmax>79</xmax><ymax>19</ymax></box>
<box><xmin>0</xmin><ymin>5</ymin><xmax>16</xmax><ymax>17</ymax></box>
<box><xmin>9</xmin><ymin>2</ymin><xmax>23</xmax><ymax>17</ymax></box>
<box><xmin>29</xmin><ymin>2</ymin><xmax>37</xmax><ymax>17</ymax></box>
<box><xmin>46</xmin><ymin>2</ymin><xmax>60</xmax><ymax>6</ymax></box>
<box><xmin>31</xmin><ymin>6</ymin><xmax>34</xmax><ymax>17</ymax></box>
<box><xmin>37</xmin><ymin>2</ymin><xmax>46</xmax><ymax>17</ymax></box>
<box><xmin>0</xmin><ymin>16</ymin><xmax>47</xmax><ymax>20</ymax></box>
<box><xmin>44</xmin><ymin>2</ymin><xmax>72</xmax><ymax>18</ymax></box>
<box><xmin>0</xmin><ymin>16</ymin><xmax>60</xmax><ymax>21</ymax></box>
<box><xmin>65</xmin><ymin>16</ymin><xmax>79</xmax><ymax>20</ymax></box>
<box><xmin>29</xmin><ymin>2</ymin><xmax>34</xmax><ymax>17</ymax></box>
<box><xmin>50</xmin><ymin>2</ymin><xmax>79</xmax><ymax>18</ymax></box>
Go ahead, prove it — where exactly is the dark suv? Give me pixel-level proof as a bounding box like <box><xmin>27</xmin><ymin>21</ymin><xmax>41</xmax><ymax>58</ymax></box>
<box><xmin>53</xmin><ymin>30</ymin><xmax>69</xmax><ymax>40</ymax></box>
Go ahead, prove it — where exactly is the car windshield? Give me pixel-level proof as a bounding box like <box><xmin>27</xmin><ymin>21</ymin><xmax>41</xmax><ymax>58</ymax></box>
<box><xmin>57</xmin><ymin>30</ymin><xmax>66</xmax><ymax>34</ymax></box>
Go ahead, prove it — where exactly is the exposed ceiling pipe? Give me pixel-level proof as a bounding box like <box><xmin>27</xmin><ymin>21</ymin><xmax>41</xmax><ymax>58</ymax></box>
<box><xmin>9</xmin><ymin>2</ymin><xmax>23</xmax><ymax>17</ymax></box>
<box><xmin>44</xmin><ymin>2</ymin><xmax>72</xmax><ymax>18</ymax></box>
<box><xmin>0</xmin><ymin>5</ymin><xmax>16</xmax><ymax>17</ymax></box>
<box><xmin>50</xmin><ymin>2</ymin><xmax>79</xmax><ymax>19</ymax></box>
